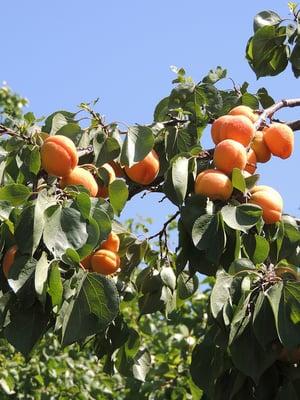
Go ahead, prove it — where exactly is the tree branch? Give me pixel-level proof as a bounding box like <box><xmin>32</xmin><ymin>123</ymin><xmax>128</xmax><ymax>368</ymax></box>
<box><xmin>255</xmin><ymin>98</ymin><xmax>300</xmax><ymax>130</ymax></box>
<box><xmin>147</xmin><ymin>210</ymin><xmax>180</xmax><ymax>241</ymax></box>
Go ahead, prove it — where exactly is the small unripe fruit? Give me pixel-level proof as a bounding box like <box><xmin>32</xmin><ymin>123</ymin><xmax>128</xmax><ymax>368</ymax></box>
<box><xmin>228</xmin><ymin>105</ymin><xmax>259</xmax><ymax>123</ymax></box>
<box><xmin>2</xmin><ymin>245</ymin><xmax>18</xmax><ymax>278</ymax></box>
<box><xmin>41</xmin><ymin>135</ymin><xmax>78</xmax><ymax>177</ymax></box>
<box><xmin>60</xmin><ymin>167</ymin><xmax>98</xmax><ymax>197</ymax></box>
<box><xmin>251</xmin><ymin>130</ymin><xmax>271</xmax><ymax>163</ymax></box>
<box><xmin>91</xmin><ymin>249</ymin><xmax>120</xmax><ymax>275</ymax></box>
<box><xmin>124</xmin><ymin>149</ymin><xmax>160</xmax><ymax>185</ymax></box>
<box><xmin>249</xmin><ymin>185</ymin><xmax>283</xmax><ymax>224</ymax></box>
<box><xmin>100</xmin><ymin>232</ymin><xmax>120</xmax><ymax>253</ymax></box>
<box><xmin>194</xmin><ymin>169</ymin><xmax>233</xmax><ymax>201</ymax></box>
<box><xmin>263</xmin><ymin>123</ymin><xmax>294</xmax><ymax>159</ymax></box>
<box><xmin>213</xmin><ymin>139</ymin><xmax>247</xmax><ymax>174</ymax></box>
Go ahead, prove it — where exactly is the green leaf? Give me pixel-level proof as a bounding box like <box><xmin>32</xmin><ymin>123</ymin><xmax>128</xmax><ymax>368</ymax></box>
<box><xmin>56</xmin><ymin>123</ymin><xmax>83</xmax><ymax>146</ymax></box>
<box><xmin>171</xmin><ymin>156</ymin><xmax>189</xmax><ymax>205</ymax></box>
<box><xmin>15</xmin><ymin>205</ymin><xmax>35</xmax><ymax>254</ymax></box>
<box><xmin>243</xmin><ymin>234</ymin><xmax>270</xmax><ymax>264</ymax></box>
<box><xmin>267</xmin><ymin>281</ymin><xmax>300</xmax><ymax>347</ymax></box>
<box><xmin>4</xmin><ymin>304</ymin><xmax>50</xmax><ymax>356</ymax></box>
<box><xmin>231</xmin><ymin>168</ymin><xmax>246</xmax><ymax>193</ymax></box>
<box><xmin>228</xmin><ymin>258</ymin><xmax>256</xmax><ymax>275</ymax></box>
<box><xmin>210</xmin><ymin>270</ymin><xmax>233</xmax><ymax>319</ymax></box>
<box><xmin>34</xmin><ymin>252</ymin><xmax>49</xmax><ymax>300</ymax></box>
<box><xmin>153</xmin><ymin>97</ymin><xmax>170</xmax><ymax>122</ymax></box>
<box><xmin>62</xmin><ymin>272</ymin><xmax>119</xmax><ymax>346</ymax></box>
<box><xmin>43</xmin><ymin>111</ymin><xmax>76</xmax><ymax>135</ymax></box>
<box><xmin>29</xmin><ymin>146</ymin><xmax>41</xmax><ymax>175</ymax></box>
<box><xmin>253</xmin><ymin>291</ymin><xmax>278</xmax><ymax>348</ymax></box>
<box><xmin>120</xmin><ymin>126</ymin><xmax>154</xmax><ymax>167</ymax></box>
<box><xmin>222</xmin><ymin>204</ymin><xmax>262</xmax><ymax>233</ymax></box>
<box><xmin>93</xmin><ymin>132</ymin><xmax>121</xmax><ymax>167</ymax></box>
<box><xmin>48</xmin><ymin>262</ymin><xmax>63</xmax><ymax>309</ymax></box>
<box><xmin>253</xmin><ymin>11</ymin><xmax>282</xmax><ymax>32</ymax></box>
<box><xmin>230</xmin><ymin>324</ymin><xmax>277</xmax><ymax>384</ymax></box>
<box><xmin>75</xmin><ymin>192</ymin><xmax>91</xmax><ymax>220</ymax></box>
<box><xmin>177</xmin><ymin>271</ymin><xmax>198</xmax><ymax>300</ymax></box>
<box><xmin>202</xmin><ymin>66</ymin><xmax>227</xmax><ymax>84</ymax></box>
<box><xmin>132</xmin><ymin>349</ymin><xmax>151</xmax><ymax>382</ymax></box>
<box><xmin>8</xmin><ymin>255</ymin><xmax>36</xmax><ymax>293</ymax></box>
<box><xmin>192</xmin><ymin>213</ymin><xmax>226</xmax><ymax>263</ymax></box>
<box><xmin>0</xmin><ymin>184</ymin><xmax>31</xmax><ymax>206</ymax></box>
<box><xmin>43</xmin><ymin>205</ymin><xmax>88</xmax><ymax>258</ymax></box>
<box><xmin>108</xmin><ymin>179</ymin><xmax>128</xmax><ymax>217</ymax></box>
<box><xmin>161</xmin><ymin>266</ymin><xmax>176</xmax><ymax>290</ymax></box>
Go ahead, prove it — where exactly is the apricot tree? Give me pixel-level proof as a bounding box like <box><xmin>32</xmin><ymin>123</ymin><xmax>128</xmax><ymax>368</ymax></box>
<box><xmin>1</xmin><ymin>4</ymin><xmax>300</xmax><ymax>399</ymax></box>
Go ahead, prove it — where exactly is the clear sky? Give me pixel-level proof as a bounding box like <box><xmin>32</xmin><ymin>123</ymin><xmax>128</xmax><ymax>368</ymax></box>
<box><xmin>1</xmin><ymin>0</ymin><xmax>299</xmax><ymax>234</ymax></box>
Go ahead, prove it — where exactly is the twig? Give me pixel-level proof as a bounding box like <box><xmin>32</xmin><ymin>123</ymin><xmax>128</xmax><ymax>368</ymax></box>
<box><xmin>255</xmin><ymin>98</ymin><xmax>300</xmax><ymax>130</ymax></box>
<box><xmin>147</xmin><ymin>211</ymin><xmax>180</xmax><ymax>241</ymax></box>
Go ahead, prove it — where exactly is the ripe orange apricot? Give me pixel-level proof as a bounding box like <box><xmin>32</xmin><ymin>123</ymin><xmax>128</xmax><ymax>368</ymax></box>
<box><xmin>249</xmin><ymin>185</ymin><xmax>283</xmax><ymax>224</ymax></box>
<box><xmin>100</xmin><ymin>232</ymin><xmax>120</xmax><ymax>253</ymax></box>
<box><xmin>211</xmin><ymin>115</ymin><xmax>231</xmax><ymax>145</ymax></box>
<box><xmin>263</xmin><ymin>123</ymin><xmax>294</xmax><ymax>159</ymax></box>
<box><xmin>41</xmin><ymin>135</ymin><xmax>78</xmax><ymax>177</ymax></box>
<box><xmin>219</xmin><ymin>115</ymin><xmax>255</xmax><ymax>147</ymax></box>
<box><xmin>213</xmin><ymin>139</ymin><xmax>247</xmax><ymax>174</ymax></box>
<box><xmin>228</xmin><ymin>105</ymin><xmax>259</xmax><ymax>123</ymax></box>
<box><xmin>194</xmin><ymin>169</ymin><xmax>233</xmax><ymax>201</ymax></box>
<box><xmin>244</xmin><ymin>149</ymin><xmax>257</xmax><ymax>174</ymax></box>
<box><xmin>91</xmin><ymin>249</ymin><xmax>120</xmax><ymax>275</ymax></box>
<box><xmin>2</xmin><ymin>244</ymin><xmax>18</xmax><ymax>278</ymax></box>
<box><xmin>251</xmin><ymin>130</ymin><xmax>271</xmax><ymax>163</ymax></box>
<box><xmin>60</xmin><ymin>167</ymin><xmax>98</xmax><ymax>197</ymax></box>
<box><xmin>124</xmin><ymin>149</ymin><xmax>160</xmax><ymax>185</ymax></box>
<box><xmin>97</xmin><ymin>163</ymin><xmax>116</xmax><ymax>198</ymax></box>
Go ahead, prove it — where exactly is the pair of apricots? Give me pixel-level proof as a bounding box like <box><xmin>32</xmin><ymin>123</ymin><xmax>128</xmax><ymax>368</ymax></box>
<box><xmin>2</xmin><ymin>232</ymin><xmax>121</xmax><ymax>279</ymax></box>
<box><xmin>40</xmin><ymin>135</ymin><xmax>160</xmax><ymax>197</ymax></box>
<box><xmin>194</xmin><ymin>105</ymin><xmax>294</xmax><ymax>224</ymax></box>
<box><xmin>81</xmin><ymin>231</ymin><xmax>121</xmax><ymax>275</ymax></box>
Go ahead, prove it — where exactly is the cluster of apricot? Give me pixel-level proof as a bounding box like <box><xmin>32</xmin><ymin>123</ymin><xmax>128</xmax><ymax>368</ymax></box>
<box><xmin>40</xmin><ymin>135</ymin><xmax>160</xmax><ymax>196</ymax></box>
<box><xmin>194</xmin><ymin>105</ymin><xmax>294</xmax><ymax>224</ymax></box>
<box><xmin>81</xmin><ymin>232</ymin><xmax>121</xmax><ymax>275</ymax></box>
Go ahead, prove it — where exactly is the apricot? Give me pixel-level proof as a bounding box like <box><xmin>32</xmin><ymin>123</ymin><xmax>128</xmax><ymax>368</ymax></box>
<box><xmin>97</xmin><ymin>163</ymin><xmax>116</xmax><ymax>198</ymax></box>
<box><xmin>220</xmin><ymin>115</ymin><xmax>255</xmax><ymax>146</ymax></box>
<box><xmin>251</xmin><ymin>130</ymin><xmax>271</xmax><ymax>163</ymax></box>
<box><xmin>91</xmin><ymin>249</ymin><xmax>120</xmax><ymax>275</ymax></box>
<box><xmin>41</xmin><ymin>135</ymin><xmax>78</xmax><ymax>177</ymax></box>
<box><xmin>228</xmin><ymin>105</ymin><xmax>259</xmax><ymax>123</ymax></box>
<box><xmin>249</xmin><ymin>185</ymin><xmax>283</xmax><ymax>224</ymax></box>
<box><xmin>244</xmin><ymin>149</ymin><xmax>257</xmax><ymax>174</ymax></box>
<box><xmin>213</xmin><ymin>139</ymin><xmax>247</xmax><ymax>174</ymax></box>
<box><xmin>263</xmin><ymin>123</ymin><xmax>294</xmax><ymax>159</ymax></box>
<box><xmin>100</xmin><ymin>232</ymin><xmax>120</xmax><ymax>253</ymax></box>
<box><xmin>211</xmin><ymin>115</ymin><xmax>255</xmax><ymax>147</ymax></box>
<box><xmin>2</xmin><ymin>245</ymin><xmax>18</xmax><ymax>278</ymax></box>
<box><xmin>60</xmin><ymin>167</ymin><xmax>98</xmax><ymax>197</ymax></box>
<box><xmin>124</xmin><ymin>149</ymin><xmax>160</xmax><ymax>185</ymax></box>
<box><xmin>194</xmin><ymin>169</ymin><xmax>233</xmax><ymax>201</ymax></box>
<box><xmin>211</xmin><ymin>115</ymin><xmax>231</xmax><ymax>145</ymax></box>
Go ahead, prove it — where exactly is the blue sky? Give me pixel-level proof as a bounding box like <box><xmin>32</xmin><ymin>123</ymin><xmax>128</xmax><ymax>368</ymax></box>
<box><xmin>1</xmin><ymin>1</ymin><xmax>299</xmax><ymax>234</ymax></box>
